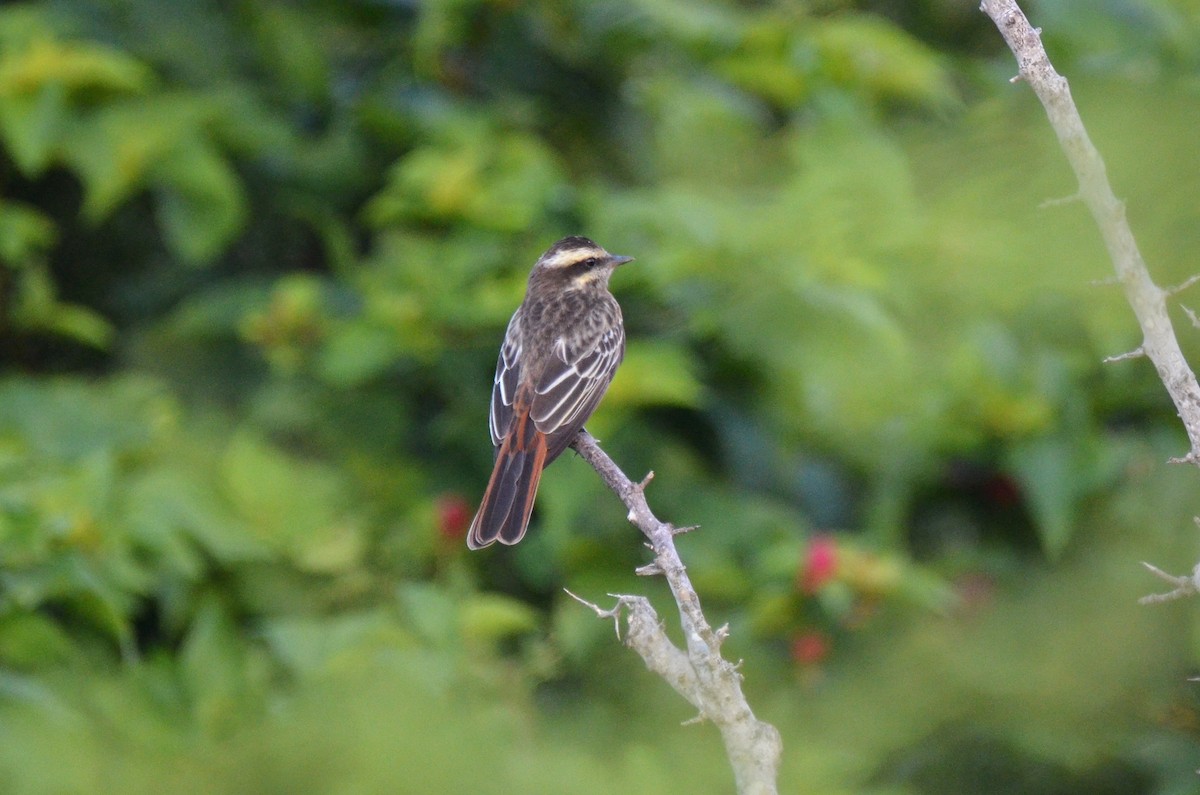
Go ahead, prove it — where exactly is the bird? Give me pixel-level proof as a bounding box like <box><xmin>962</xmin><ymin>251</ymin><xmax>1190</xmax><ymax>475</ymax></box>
<box><xmin>467</xmin><ymin>236</ymin><xmax>633</xmax><ymax>549</ymax></box>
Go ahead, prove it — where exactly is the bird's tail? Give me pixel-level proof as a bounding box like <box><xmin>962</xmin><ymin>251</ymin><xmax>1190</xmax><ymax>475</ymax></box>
<box><xmin>467</xmin><ymin>414</ymin><xmax>548</xmax><ymax>549</ymax></box>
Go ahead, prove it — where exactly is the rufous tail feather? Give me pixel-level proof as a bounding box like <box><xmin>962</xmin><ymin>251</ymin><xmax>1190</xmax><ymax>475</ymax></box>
<box><xmin>467</xmin><ymin>415</ymin><xmax>548</xmax><ymax>549</ymax></box>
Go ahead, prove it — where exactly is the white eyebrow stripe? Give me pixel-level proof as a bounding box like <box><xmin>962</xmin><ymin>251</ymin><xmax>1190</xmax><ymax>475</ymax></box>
<box><xmin>542</xmin><ymin>247</ymin><xmax>603</xmax><ymax>269</ymax></box>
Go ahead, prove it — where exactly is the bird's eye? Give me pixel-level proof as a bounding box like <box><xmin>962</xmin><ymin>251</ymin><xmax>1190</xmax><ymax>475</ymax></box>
<box><xmin>582</xmin><ymin>257</ymin><xmax>598</xmax><ymax>268</ymax></box>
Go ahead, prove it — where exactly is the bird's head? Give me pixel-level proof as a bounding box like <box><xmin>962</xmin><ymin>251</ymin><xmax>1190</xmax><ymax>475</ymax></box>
<box><xmin>530</xmin><ymin>236</ymin><xmax>633</xmax><ymax>291</ymax></box>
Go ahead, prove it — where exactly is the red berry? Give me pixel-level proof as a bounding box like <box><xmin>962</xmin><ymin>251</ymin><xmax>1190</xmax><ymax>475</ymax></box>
<box><xmin>437</xmin><ymin>494</ymin><xmax>471</xmax><ymax>540</ymax></box>
<box><xmin>790</xmin><ymin>630</ymin><xmax>831</xmax><ymax>666</ymax></box>
<box><xmin>799</xmin><ymin>535</ymin><xmax>839</xmax><ymax>594</ymax></box>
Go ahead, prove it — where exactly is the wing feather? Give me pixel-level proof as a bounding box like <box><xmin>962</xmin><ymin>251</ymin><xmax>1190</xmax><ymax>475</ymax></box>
<box><xmin>489</xmin><ymin>313</ymin><xmax>523</xmax><ymax>447</ymax></box>
<box><xmin>531</xmin><ymin>324</ymin><xmax>624</xmax><ymax>462</ymax></box>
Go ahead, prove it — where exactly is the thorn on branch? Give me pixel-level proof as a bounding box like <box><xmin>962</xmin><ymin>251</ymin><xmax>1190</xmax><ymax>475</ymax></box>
<box><xmin>714</xmin><ymin>623</ymin><xmax>730</xmax><ymax>648</ymax></box>
<box><xmin>1166</xmin><ymin>274</ymin><xmax>1200</xmax><ymax>297</ymax></box>
<box><xmin>636</xmin><ymin>471</ymin><xmax>655</xmax><ymax>492</ymax></box>
<box><xmin>1182</xmin><ymin>305</ymin><xmax>1200</xmax><ymax>330</ymax></box>
<box><xmin>681</xmin><ymin>713</ymin><xmax>709</xmax><ymax>727</ymax></box>
<box><xmin>1009</xmin><ymin>73</ymin><xmax>1022</xmax><ymax>84</ymax></box>
<box><xmin>1168</xmin><ymin>451</ymin><xmax>1200</xmax><ymax>465</ymax></box>
<box><xmin>635</xmin><ymin>562</ymin><xmax>663</xmax><ymax>577</ymax></box>
<box><xmin>670</xmin><ymin>524</ymin><xmax>700</xmax><ymax>536</ymax></box>
<box><xmin>1103</xmin><ymin>347</ymin><xmax>1145</xmax><ymax>364</ymax></box>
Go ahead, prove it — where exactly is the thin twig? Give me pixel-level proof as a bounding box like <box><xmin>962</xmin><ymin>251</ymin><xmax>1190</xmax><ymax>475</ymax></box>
<box><xmin>1138</xmin><ymin>561</ymin><xmax>1200</xmax><ymax>605</ymax></box>
<box><xmin>1102</xmin><ymin>347</ymin><xmax>1145</xmax><ymax>364</ymax></box>
<box><xmin>1165</xmin><ymin>274</ymin><xmax>1200</xmax><ymax>297</ymax></box>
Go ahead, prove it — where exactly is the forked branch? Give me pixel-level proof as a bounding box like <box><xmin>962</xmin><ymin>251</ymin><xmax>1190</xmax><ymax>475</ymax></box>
<box><xmin>569</xmin><ymin>430</ymin><xmax>782</xmax><ymax>795</ymax></box>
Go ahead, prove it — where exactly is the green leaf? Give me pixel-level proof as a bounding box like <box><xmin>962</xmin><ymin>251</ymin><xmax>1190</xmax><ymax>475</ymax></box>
<box><xmin>812</xmin><ymin>14</ymin><xmax>957</xmax><ymax>109</ymax></box>
<box><xmin>63</xmin><ymin>97</ymin><xmax>202</xmax><ymax>221</ymax></box>
<box><xmin>220</xmin><ymin>431</ymin><xmax>360</xmax><ymax>571</ymax></box>
<box><xmin>0</xmin><ymin>611</ymin><xmax>75</xmax><ymax>669</ymax></box>
<box><xmin>126</xmin><ymin>468</ymin><xmax>270</xmax><ymax>569</ymax></box>
<box><xmin>52</xmin><ymin>93</ymin><xmax>246</xmax><ymax>262</ymax></box>
<box><xmin>248</xmin><ymin>5</ymin><xmax>332</xmax><ymax>102</ymax></box>
<box><xmin>179</xmin><ymin>596</ymin><xmax>249</xmax><ymax>733</ymax></box>
<box><xmin>9</xmin><ymin>267</ymin><xmax>115</xmax><ymax>348</ymax></box>
<box><xmin>1007</xmin><ymin>435</ymin><xmax>1077</xmax><ymax>558</ymax></box>
<box><xmin>0</xmin><ymin>37</ymin><xmax>149</xmax><ymax>96</ymax></box>
<box><xmin>316</xmin><ymin>323</ymin><xmax>400</xmax><ymax>388</ymax></box>
<box><xmin>0</xmin><ymin>82</ymin><xmax>70</xmax><ymax>174</ymax></box>
<box><xmin>152</xmin><ymin>135</ymin><xmax>247</xmax><ymax>264</ymax></box>
<box><xmin>0</xmin><ymin>200</ymin><xmax>55</xmax><ymax>263</ymax></box>
<box><xmin>0</xmin><ymin>37</ymin><xmax>149</xmax><ymax>174</ymax></box>
<box><xmin>459</xmin><ymin>593</ymin><xmax>540</xmax><ymax>643</ymax></box>
<box><xmin>365</xmin><ymin>127</ymin><xmax>565</xmax><ymax>232</ymax></box>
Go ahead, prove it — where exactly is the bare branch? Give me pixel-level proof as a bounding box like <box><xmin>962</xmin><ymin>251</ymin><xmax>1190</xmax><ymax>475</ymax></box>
<box><xmin>569</xmin><ymin>430</ymin><xmax>782</xmax><ymax>795</ymax></box>
<box><xmin>981</xmin><ymin>0</ymin><xmax>1200</xmax><ymax>605</ymax></box>
<box><xmin>1137</xmin><ymin>562</ymin><xmax>1200</xmax><ymax>605</ymax></box>
<box><xmin>980</xmin><ymin>0</ymin><xmax>1200</xmax><ymax>464</ymax></box>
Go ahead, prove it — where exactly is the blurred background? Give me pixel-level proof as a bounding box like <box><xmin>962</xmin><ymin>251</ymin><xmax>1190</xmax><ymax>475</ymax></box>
<box><xmin>1</xmin><ymin>0</ymin><xmax>1199</xmax><ymax>792</ymax></box>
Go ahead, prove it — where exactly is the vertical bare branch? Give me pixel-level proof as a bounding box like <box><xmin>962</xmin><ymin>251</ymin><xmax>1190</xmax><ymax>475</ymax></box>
<box><xmin>569</xmin><ymin>430</ymin><xmax>782</xmax><ymax>795</ymax></box>
<box><xmin>980</xmin><ymin>0</ymin><xmax>1200</xmax><ymax>600</ymax></box>
<box><xmin>980</xmin><ymin>0</ymin><xmax>1200</xmax><ymax>464</ymax></box>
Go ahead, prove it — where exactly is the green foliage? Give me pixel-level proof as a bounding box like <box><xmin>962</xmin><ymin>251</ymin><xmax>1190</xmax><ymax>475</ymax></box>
<box><xmin>365</xmin><ymin>121</ymin><xmax>568</xmax><ymax>232</ymax></box>
<box><xmin>2</xmin><ymin>0</ymin><xmax>1200</xmax><ymax>792</ymax></box>
<box><xmin>0</xmin><ymin>11</ymin><xmax>245</xmax><ymax>263</ymax></box>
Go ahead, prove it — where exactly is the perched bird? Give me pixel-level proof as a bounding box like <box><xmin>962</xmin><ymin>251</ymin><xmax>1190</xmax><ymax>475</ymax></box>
<box><xmin>467</xmin><ymin>236</ymin><xmax>633</xmax><ymax>549</ymax></box>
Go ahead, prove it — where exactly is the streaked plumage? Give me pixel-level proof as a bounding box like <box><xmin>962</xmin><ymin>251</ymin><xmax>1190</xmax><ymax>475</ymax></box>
<box><xmin>467</xmin><ymin>236</ymin><xmax>632</xmax><ymax>549</ymax></box>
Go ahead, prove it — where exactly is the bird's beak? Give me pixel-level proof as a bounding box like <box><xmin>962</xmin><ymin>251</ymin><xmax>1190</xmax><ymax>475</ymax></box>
<box><xmin>610</xmin><ymin>255</ymin><xmax>634</xmax><ymax>267</ymax></box>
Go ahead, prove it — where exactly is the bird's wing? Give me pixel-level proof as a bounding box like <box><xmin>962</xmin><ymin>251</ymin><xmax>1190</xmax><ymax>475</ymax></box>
<box><xmin>489</xmin><ymin>313</ymin><xmax>523</xmax><ymax>448</ymax></box>
<box><xmin>530</xmin><ymin>324</ymin><xmax>625</xmax><ymax>462</ymax></box>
